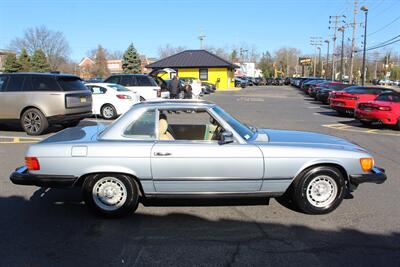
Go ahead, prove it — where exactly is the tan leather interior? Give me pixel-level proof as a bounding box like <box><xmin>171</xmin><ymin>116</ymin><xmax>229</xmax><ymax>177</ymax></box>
<box><xmin>159</xmin><ymin>118</ymin><xmax>174</xmax><ymax>140</ymax></box>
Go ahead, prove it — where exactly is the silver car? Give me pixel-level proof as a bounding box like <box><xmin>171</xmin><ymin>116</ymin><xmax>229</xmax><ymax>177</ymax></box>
<box><xmin>10</xmin><ymin>99</ymin><xmax>387</xmax><ymax>217</ymax></box>
<box><xmin>0</xmin><ymin>73</ymin><xmax>92</xmax><ymax>135</ymax></box>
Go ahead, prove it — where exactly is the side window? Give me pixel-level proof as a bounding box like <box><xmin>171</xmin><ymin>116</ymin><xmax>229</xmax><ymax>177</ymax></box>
<box><xmin>104</xmin><ymin>76</ymin><xmax>121</xmax><ymax>84</ymax></box>
<box><xmin>136</xmin><ymin>76</ymin><xmax>153</xmax><ymax>86</ymax></box>
<box><xmin>6</xmin><ymin>76</ymin><xmax>25</xmax><ymax>91</ymax></box>
<box><xmin>158</xmin><ymin>109</ymin><xmax>222</xmax><ymax>141</ymax></box>
<box><xmin>32</xmin><ymin>76</ymin><xmax>60</xmax><ymax>91</ymax></box>
<box><xmin>0</xmin><ymin>75</ymin><xmax>9</xmax><ymax>91</ymax></box>
<box><xmin>89</xmin><ymin>86</ymin><xmax>106</xmax><ymax>94</ymax></box>
<box><xmin>123</xmin><ymin>109</ymin><xmax>156</xmax><ymax>139</ymax></box>
<box><xmin>199</xmin><ymin>69</ymin><xmax>208</xmax><ymax>80</ymax></box>
<box><xmin>121</xmin><ymin>76</ymin><xmax>136</xmax><ymax>86</ymax></box>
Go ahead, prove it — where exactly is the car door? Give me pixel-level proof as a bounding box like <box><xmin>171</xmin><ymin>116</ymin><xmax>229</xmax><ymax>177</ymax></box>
<box><xmin>87</xmin><ymin>85</ymin><xmax>107</xmax><ymax>115</ymax></box>
<box><xmin>0</xmin><ymin>75</ymin><xmax>26</xmax><ymax>119</ymax></box>
<box><xmin>150</xmin><ymin>108</ymin><xmax>264</xmax><ymax>193</ymax></box>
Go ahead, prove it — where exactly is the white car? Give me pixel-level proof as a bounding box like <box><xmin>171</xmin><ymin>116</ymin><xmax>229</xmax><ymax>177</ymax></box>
<box><xmin>85</xmin><ymin>83</ymin><xmax>140</xmax><ymax>119</ymax></box>
<box><xmin>103</xmin><ymin>74</ymin><xmax>170</xmax><ymax>101</ymax></box>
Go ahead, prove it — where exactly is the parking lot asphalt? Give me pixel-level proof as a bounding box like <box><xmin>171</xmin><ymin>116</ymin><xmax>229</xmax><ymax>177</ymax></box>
<box><xmin>0</xmin><ymin>86</ymin><xmax>399</xmax><ymax>266</ymax></box>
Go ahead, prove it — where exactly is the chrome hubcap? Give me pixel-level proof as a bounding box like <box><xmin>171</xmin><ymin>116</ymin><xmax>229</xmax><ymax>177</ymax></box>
<box><xmin>92</xmin><ymin>177</ymin><xmax>127</xmax><ymax>211</ymax></box>
<box><xmin>103</xmin><ymin>106</ymin><xmax>114</xmax><ymax>118</ymax></box>
<box><xmin>306</xmin><ymin>175</ymin><xmax>338</xmax><ymax>208</ymax></box>
<box><xmin>23</xmin><ymin>112</ymin><xmax>41</xmax><ymax>133</ymax></box>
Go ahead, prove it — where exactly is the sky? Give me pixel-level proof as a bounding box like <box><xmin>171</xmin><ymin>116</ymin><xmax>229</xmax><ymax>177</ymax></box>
<box><xmin>0</xmin><ymin>0</ymin><xmax>399</xmax><ymax>62</ymax></box>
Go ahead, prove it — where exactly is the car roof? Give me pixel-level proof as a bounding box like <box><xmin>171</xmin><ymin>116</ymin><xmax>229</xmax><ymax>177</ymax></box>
<box><xmin>0</xmin><ymin>72</ymin><xmax>80</xmax><ymax>78</ymax></box>
<box><xmin>137</xmin><ymin>99</ymin><xmax>215</xmax><ymax>108</ymax></box>
<box><xmin>85</xmin><ymin>82</ymin><xmax>120</xmax><ymax>87</ymax></box>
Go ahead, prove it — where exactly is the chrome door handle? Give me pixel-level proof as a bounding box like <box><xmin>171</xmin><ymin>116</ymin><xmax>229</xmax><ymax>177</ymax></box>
<box><xmin>154</xmin><ymin>152</ymin><xmax>172</xmax><ymax>156</ymax></box>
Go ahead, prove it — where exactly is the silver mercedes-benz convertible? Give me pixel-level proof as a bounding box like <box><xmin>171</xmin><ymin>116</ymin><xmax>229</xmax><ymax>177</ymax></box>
<box><xmin>10</xmin><ymin>99</ymin><xmax>386</xmax><ymax>217</ymax></box>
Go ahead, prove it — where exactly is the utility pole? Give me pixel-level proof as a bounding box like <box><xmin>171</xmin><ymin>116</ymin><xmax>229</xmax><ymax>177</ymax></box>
<box><xmin>338</xmin><ymin>26</ymin><xmax>346</xmax><ymax>82</ymax></box>
<box><xmin>349</xmin><ymin>0</ymin><xmax>358</xmax><ymax>84</ymax></box>
<box><xmin>310</xmin><ymin>37</ymin><xmax>322</xmax><ymax>77</ymax></box>
<box><xmin>329</xmin><ymin>15</ymin><xmax>346</xmax><ymax>81</ymax></box>
<box><xmin>318</xmin><ymin>47</ymin><xmax>322</xmax><ymax>76</ymax></box>
<box><xmin>361</xmin><ymin>6</ymin><xmax>368</xmax><ymax>85</ymax></box>
<box><xmin>324</xmin><ymin>40</ymin><xmax>330</xmax><ymax>79</ymax></box>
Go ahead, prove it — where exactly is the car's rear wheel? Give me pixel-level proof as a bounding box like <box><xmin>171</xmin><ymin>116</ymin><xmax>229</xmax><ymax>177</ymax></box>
<box><xmin>83</xmin><ymin>173</ymin><xmax>139</xmax><ymax>218</ymax></box>
<box><xmin>292</xmin><ymin>166</ymin><xmax>345</xmax><ymax>214</ymax></box>
<box><xmin>20</xmin><ymin>108</ymin><xmax>49</xmax><ymax>135</ymax></box>
<box><xmin>101</xmin><ymin>104</ymin><xmax>117</xmax><ymax>120</ymax></box>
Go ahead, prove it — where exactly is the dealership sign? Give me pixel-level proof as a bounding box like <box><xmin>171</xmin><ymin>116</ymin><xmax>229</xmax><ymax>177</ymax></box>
<box><xmin>299</xmin><ymin>57</ymin><xmax>312</xmax><ymax>66</ymax></box>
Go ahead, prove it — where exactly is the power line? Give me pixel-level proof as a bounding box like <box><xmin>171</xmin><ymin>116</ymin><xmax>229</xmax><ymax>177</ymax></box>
<box><xmin>355</xmin><ymin>34</ymin><xmax>400</xmax><ymax>52</ymax></box>
<box><xmin>368</xmin><ymin>15</ymin><xmax>400</xmax><ymax>36</ymax></box>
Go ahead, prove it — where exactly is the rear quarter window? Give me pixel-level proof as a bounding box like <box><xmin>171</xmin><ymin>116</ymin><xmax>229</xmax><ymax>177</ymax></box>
<box><xmin>0</xmin><ymin>75</ymin><xmax>9</xmax><ymax>91</ymax></box>
<box><xmin>137</xmin><ymin>76</ymin><xmax>157</xmax><ymax>86</ymax></box>
<box><xmin>57</xmin><ymin>77</ymin><xmax>89</xmax><ymax>91</ymax></box>
<box><xmin>32</xmin><ymin>76</ymin><xmax>61</xmax><ymax>91</ymax></box>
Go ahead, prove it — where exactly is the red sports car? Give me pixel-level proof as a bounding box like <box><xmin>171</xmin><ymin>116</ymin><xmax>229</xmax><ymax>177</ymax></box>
<box><xmin>355</xmin><ymin>92</ymin><xmax>400</xmax><ymax>129</ymax></box>
<box><xmin>330</xmin><ymin>86</ymin><xmax>394</xmax><ymax>115</ymax></box>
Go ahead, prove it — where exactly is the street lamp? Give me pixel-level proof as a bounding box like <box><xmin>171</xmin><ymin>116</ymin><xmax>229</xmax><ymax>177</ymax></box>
<box><xmin>324</xmin><ymin>40</ymin><xmax>330</xmax><ymax>79</ymax></box>
<box><xmin>361</xmin><ymin>5</ymin><xmax>368</xmax><ymax>85</ymax></box>
<box><xmin>317</xmin><ymin>47</ymin><xmax>322</xmax><ymax>77</ymax></box>
<box><xmin>338</xmin><ymin>26</ymin><xmax>346</xmax><ymax>82</ymax></box>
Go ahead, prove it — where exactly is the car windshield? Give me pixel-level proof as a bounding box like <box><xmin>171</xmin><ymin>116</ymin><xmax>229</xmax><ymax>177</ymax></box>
<box><xmin>212</xmin><ymin>106</ymin><xmax>254</xmax><ymax>141</ymax></box>
<box><xmin>108</xmin><ymin>84</ymin><xmax>130</xmax><ymax>92</ymax></box>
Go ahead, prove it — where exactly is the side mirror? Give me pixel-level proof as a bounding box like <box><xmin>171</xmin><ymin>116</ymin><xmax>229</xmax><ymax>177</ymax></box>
<box><xmin>219</xmin><ymin>131</ymin><xmax>234</xmax><ymax>145</ymax></box>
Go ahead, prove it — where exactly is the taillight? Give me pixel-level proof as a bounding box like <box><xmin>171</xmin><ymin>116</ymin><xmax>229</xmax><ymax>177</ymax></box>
<box><xmin>157</xmin><ymin>89</ymin><xmax>161</xmax><ymax>97</ymax></box>
<box><xmin>116</xmin><ymin>94</ymin><xmax>131</xmax><ymax>99</ymax></box>
<box><xmin>378</xmin><ymin>106</ymin><xmax>391</xmax><ymax>111</ymax></box>
<box><xmin>25</xmin><ymin>157</ymin><xmax>40</xmax><ymax>171</ymax></box>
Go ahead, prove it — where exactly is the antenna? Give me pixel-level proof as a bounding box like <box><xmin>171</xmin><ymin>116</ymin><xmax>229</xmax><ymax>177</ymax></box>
<box><xmin>198</xmin><ymin>29</ymin><xmax>206</xmax><ymax>49</ymax></box>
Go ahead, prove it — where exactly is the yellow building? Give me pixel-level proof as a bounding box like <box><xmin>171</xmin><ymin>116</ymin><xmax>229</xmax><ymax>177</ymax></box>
<box><xmin>146</xmin><ymin>50</ymin><xmax>239</xmax><ymax>90</ymax></box>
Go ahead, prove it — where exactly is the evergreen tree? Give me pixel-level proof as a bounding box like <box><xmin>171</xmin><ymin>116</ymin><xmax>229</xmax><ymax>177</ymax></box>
<box><xmin>4</xmin><ymin>53</ymin><xmax>21</xmax><ymax>73</ymax></box>
<box><xmin>18</xmin><ymin>48</ymin><xmax>31</xmax><ymax>71</ymax></box>
<box><xmin>31</xmin><ymin>49</ymin><xmax>50</xmax><ymax>72</ymax></box>
<box><xmin>122</xmin><ymin>43</ymin><xmax>142</xmax><ymax>74</ymax></box>
<box><xmin>90</xmin><ymin>45</ymin><xmax>110</xmax><ymax>78</ymax></box>
<box><xmin>230</xmin><ymin>49</ymin><xmax>238</xmax><ymax>62</ymax></box>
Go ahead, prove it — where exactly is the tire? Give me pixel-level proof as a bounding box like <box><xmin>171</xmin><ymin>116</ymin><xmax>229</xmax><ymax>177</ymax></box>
<box><xmin>291</xmin><ymin>166</ymin><xmax>346</xmax><ymax>214</ymax></box>
<box><xmin>83</xmin><ymin>173</ymin><xmax>139</xmax><ymax>218</ymax></box>
<box><xmin>20</xmin><ymin>108</ymin><xmax>49</xmax><ymax>135</ymax></box>
<box><xmin>139</xmin><ymin>96</ymin><xmax>145</xmax><ymax>102</ymax></box>
<box><xmin>101</xmin><ymin>104</ymin><xmax>117</xmax><ymax>120</ymax></box>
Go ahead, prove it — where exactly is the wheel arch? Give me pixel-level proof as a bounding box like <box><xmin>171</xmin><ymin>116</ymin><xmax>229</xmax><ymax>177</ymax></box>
<box><xmin>20</xmin><ymin>105</ymin><xmax>47</xmax><ymax>118</ymax></box>
<box><xmin>293</xmin><ymin>162</ymin><xmax>348</xmax><ymax>184</ymax></box>
<box><xmin>76</xmin><ymin>171</ymin><xmax>145</xmax><ymax>197</ymax></box>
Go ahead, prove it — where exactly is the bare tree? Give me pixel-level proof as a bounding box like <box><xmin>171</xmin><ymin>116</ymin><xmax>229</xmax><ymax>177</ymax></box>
<box><xmin>9</xmin><ymin>25</ymin><xmax>70</xmax><ymax>70</ymax></box>
<box><xmin>274</xmin><ymin>47</ymin><xmax>301</xmax><ymax>77</ymax></box>
<box><xmin>107</xmin><ymin>50</ymin><xmax>123</xmax><ymax>60</ymax></box>
<box><xmin>158</xmin><ymin>44</ymin><xmax>187</xmax><ymax>59</ymax></box>
<box><xmin>204</xmin><ymin>46</ymin><xmax>230</xmax><ymax>61</ymax></box>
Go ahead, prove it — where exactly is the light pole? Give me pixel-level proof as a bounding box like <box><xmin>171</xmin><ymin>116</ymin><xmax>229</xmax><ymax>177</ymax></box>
<box><xmin>361</xmin><ymin>5</ymin><xmax>368</xmax><ymax>85</ymax></box>
<box><xmin>317</xmin><ymin>47</ymin><xmax>322</xmax><ymax>77</ymax></box>
<box><xmin>338</xmin><ymin>26</ymin><xmax>345</xmax><ymax>82</ymax></box>
<box><xmin>324</xmin><ymin>40</ymin><xmax>330</xmax><ymax>79</ymax></box>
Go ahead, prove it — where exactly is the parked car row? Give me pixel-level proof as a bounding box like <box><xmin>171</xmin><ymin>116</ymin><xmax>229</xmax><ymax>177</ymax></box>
<box><xmin>290</xmin><ymin>77</ymin><xmax>400</xmax><ymax>130</ymax></box>
<box><xmin>372</xmin><ymin>79</ymin><xmax>400</xmax><ymax>86</ymax></box>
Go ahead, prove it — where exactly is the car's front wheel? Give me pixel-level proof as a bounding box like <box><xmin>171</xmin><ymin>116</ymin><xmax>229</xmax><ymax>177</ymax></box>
<box><xmin>83</xmin><ymin>173</ymin><xmax>139</xmax><ymax>218</ymax></box>
<box><xmin>292</xmin><ymin>166</ymin><xmax>346</xmax><ymax>214</ymax></box>
<box><xmin>20</xmin><ymin>108</ymin><xmax>49</xmax><ymax>135</ymax></box>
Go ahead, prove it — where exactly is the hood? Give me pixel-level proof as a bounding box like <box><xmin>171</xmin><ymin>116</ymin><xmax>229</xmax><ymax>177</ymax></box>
<box><xmin>256</xmin><ymin>129</ymin><xmax>364</xmax><ymax>151</ymax></box>
<box><xmin>39</xmin><ymin>124</ymin><xmax>107</xmax><ymax>144</ymax></box>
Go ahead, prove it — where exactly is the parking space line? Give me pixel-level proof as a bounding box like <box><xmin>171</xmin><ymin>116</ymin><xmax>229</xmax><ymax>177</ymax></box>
<box><xmin>0</xmin><ymin>135</ymin><xmax>42</xmax><ymax>144</ymax></box>
<box><xmin>322</xmin><ymin>123</ymin><xmax>400</xmax><ymax>137</ymax></box>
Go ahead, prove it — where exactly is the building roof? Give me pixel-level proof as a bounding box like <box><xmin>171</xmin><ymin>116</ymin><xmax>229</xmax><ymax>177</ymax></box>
<box><xmin>146</xmin><ymin>50</ymin><xmax>239</xmax><ymax>69</ymax></box>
